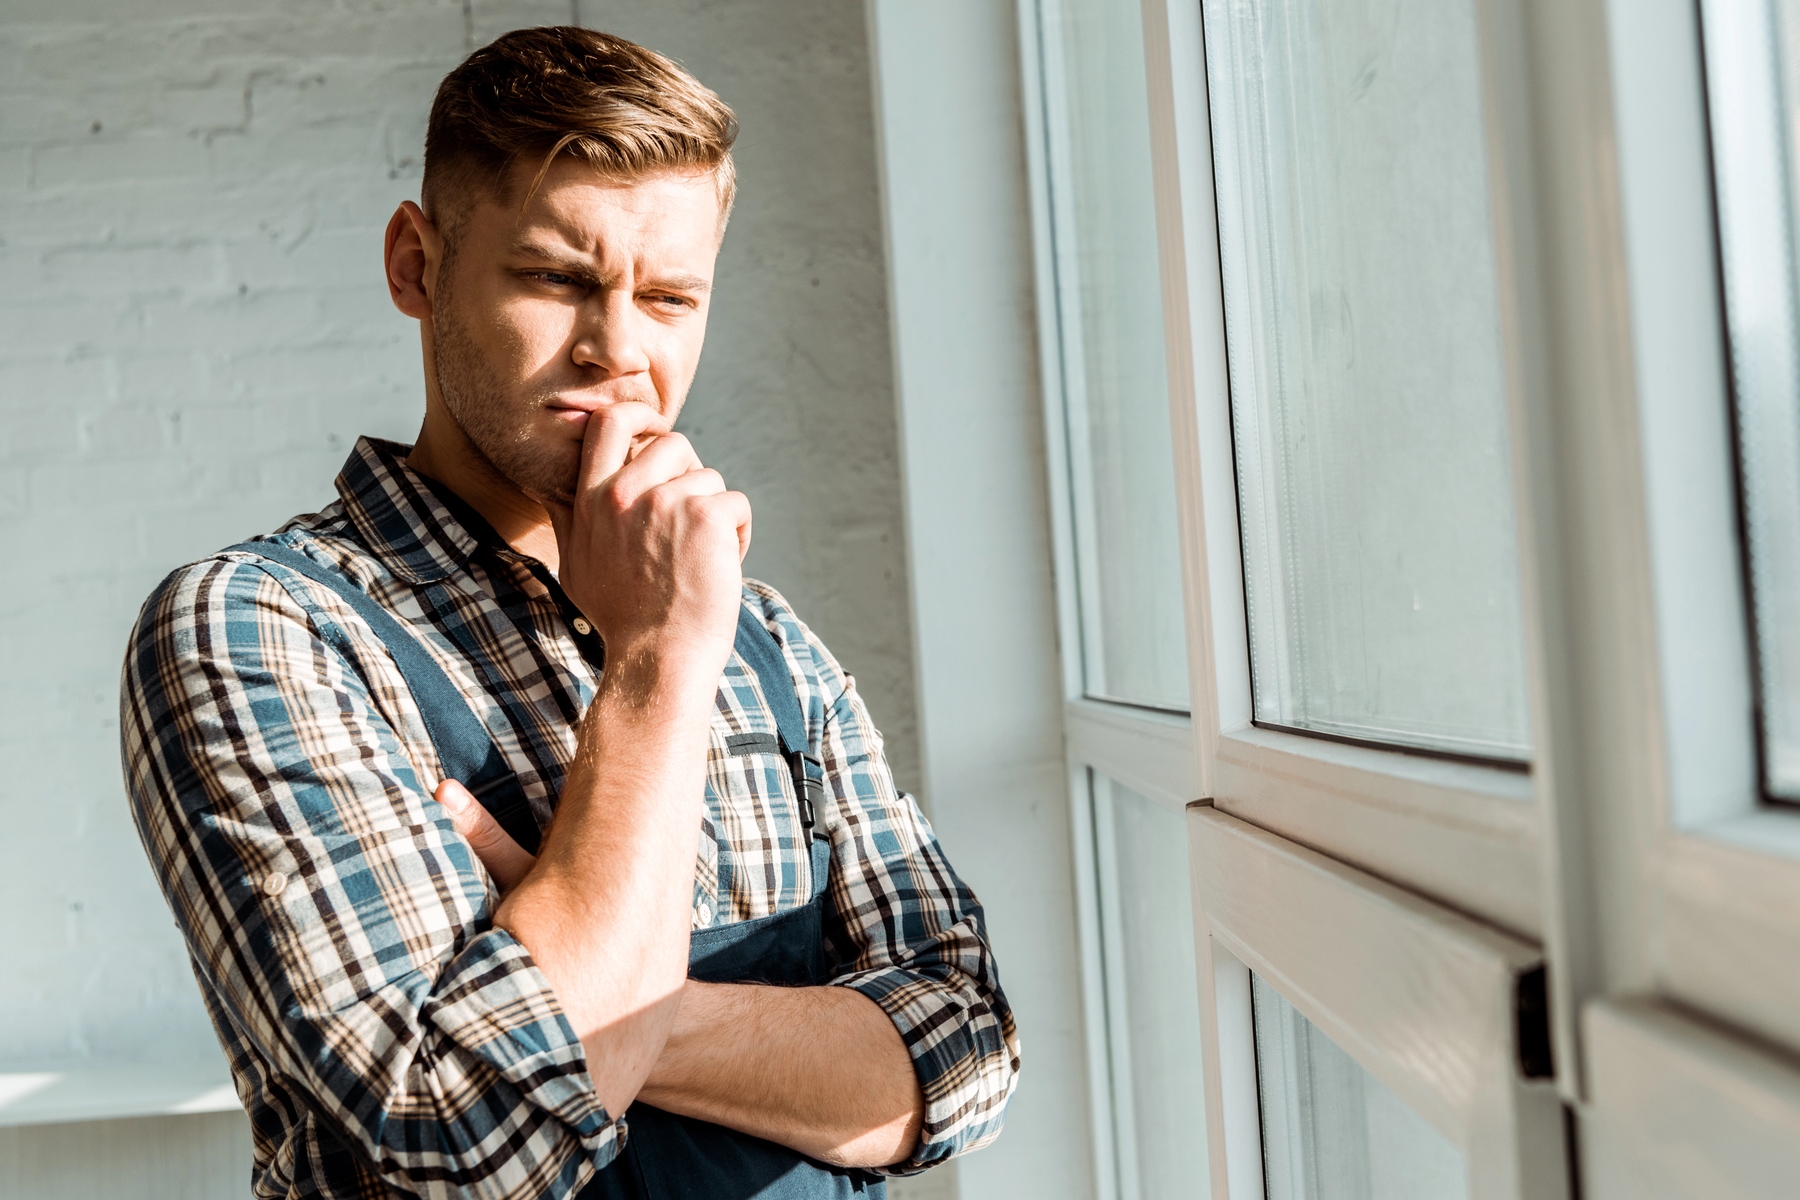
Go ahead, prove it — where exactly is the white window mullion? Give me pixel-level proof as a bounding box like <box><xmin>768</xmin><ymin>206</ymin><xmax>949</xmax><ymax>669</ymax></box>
<box><xmin>1064</xmin><ymin>699</ymin><xmax>1196</xmax><ymax>813</ymax></box>
<box><xmin>1138</xmin><ymin>0</ymin><xmax>1246</xmax><ymax>798</ymax></box>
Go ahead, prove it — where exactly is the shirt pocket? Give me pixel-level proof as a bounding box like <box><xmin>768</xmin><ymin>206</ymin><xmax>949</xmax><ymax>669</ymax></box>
<box><xmin>706</xmin><ymin>729</ymin><xmax>812</xmax><ymax>922</ymax></box>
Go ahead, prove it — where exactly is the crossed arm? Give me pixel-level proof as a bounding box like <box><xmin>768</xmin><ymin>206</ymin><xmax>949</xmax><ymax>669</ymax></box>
<box><xmin>437</xmin><ymin>771</ymin><xmax>924</xmax><ymax>1168</ymax></box>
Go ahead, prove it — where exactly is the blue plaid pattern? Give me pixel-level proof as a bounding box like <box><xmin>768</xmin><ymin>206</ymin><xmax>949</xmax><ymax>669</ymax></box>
<box><xmin>119</xmin><ymin>438</ymin><xmax>1018</xmax><ymax>1198</ymax></box>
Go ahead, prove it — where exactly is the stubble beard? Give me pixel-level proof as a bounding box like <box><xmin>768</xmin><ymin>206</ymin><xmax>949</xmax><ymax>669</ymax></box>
<box><xmin>430</xmin><ymin>287</ymin><xmax>581</xmax><ymax>507</ymax></box>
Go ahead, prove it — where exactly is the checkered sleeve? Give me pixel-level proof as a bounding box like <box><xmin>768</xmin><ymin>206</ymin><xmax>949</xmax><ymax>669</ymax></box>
<box><xmin>119</xmin><ymin>556</ymin><xmax>618</xmax><ymax>1199</ymax></box>
<box><xmin>747</xmin><ymin>584</ymin><xmax>1021</xmax><ymax>1173</ymax></box>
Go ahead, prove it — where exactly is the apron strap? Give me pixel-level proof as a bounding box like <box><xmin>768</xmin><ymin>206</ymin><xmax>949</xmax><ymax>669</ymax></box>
<box><xmin>733</xmin><ymin>606</ymin><xmax>829</xmax><ymax>843</ymax></box>
<box><xmin>807</xmin><ymin>834</ymin><xmax>833</xmax><ymax>904</ymax></box>
<box><xmin>227</xmin><ymin>540</ymin><xmax>824</xmax><ymax>854</ymax></box>
<box><xmin>227</xmin><ymin>540</ymin><xmax>543</xmax><ymax>853</ymax></box>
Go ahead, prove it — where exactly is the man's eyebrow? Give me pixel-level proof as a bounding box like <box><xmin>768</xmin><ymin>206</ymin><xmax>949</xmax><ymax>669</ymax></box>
<box><xmin>508</xmin><ymin>240</ymin><xmax>597</xmax><ymax>268</ymax></box>
<box><xmin>506</xmin><ymin>242</ymin><xmax>710</xmax><ymax>293</ymax></box>
<box><xmin>641</xmin><ymin>272</ymin><xmax>713</xmax><ymax>294</ymax></box>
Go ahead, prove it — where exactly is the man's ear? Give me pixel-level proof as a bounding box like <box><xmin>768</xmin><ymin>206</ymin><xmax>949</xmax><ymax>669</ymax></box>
<box><xmin>385</xmin><ymin>201</ymin><xmax>441</xmax><ymax>320</ymax></box>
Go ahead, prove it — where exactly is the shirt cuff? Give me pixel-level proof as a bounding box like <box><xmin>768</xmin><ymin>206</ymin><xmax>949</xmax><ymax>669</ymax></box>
<box><xmin>423</xmin><ymin>926</ymin><xmax>626</xmax><ymax>1170</ymax></box>
<box><xmin>834</xmin><ymin>965</ymin><xmax>1020</xmax><ymax>1174</ymax></box>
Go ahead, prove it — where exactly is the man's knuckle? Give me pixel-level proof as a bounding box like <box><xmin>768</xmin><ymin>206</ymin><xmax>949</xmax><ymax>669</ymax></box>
<box><xmin>598</xmin><ymin>484</ymin><xmax>631</xmax><ymax>517</ymax></box>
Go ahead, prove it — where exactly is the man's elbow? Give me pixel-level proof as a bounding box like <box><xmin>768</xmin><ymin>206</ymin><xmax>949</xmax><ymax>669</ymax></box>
<box><xmin>810</xmin><ymin>1082</ymin><xmax>925</xmax><ymax>1170</ymax></box>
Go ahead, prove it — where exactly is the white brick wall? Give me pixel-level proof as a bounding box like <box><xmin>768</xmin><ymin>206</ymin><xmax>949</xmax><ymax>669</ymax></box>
<box><xmin>0</xmin><ymin>0</ymin><xmax>496</xmax><ymax>1071</ymax></box>
<box><xmin>2</xmin><ymin>1</ymin><xmax>935</xmax><ymax>1194</ymax></box>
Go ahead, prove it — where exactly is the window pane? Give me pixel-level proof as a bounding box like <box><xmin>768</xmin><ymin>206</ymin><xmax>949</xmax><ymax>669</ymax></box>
<box><xmin>1700</xmin><ymin>0</ymin><xmax>1800</xmax><ymax>798</ymax></box>
<box><xmin>1042</xmin><ymin>0</ymin><xmax>1191</xmax><ymax>712</ymax></box>
<box><xmin>1091</xmin><ymin>774</ymin><xmax>1210</xmax><ymax>1197</ymax></box>
<box><xmin>1252</xmin><ymin>974</ymin><xmax>1469</xmax><ymax>1200</ymax></box>
<box><xmin>1203</xmin><ymin>0</ymin><xmax>1532</xmax><ymax>759</ymax></box>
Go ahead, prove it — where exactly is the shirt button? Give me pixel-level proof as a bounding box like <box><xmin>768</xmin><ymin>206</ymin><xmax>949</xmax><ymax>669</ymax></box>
<box><xmin>572</xmin><ymin>617</ymin><xmax>593</xmax><ymax>636</ymax></box>
<box><xmin>261</xmin><ymin>871</ymin><xmax>289</xmax><ymax>897</ymax></box>
<box><xmin>696</xmin><ymin>902</ymin><xmax>712</xmax><ymax>926</ymax></box>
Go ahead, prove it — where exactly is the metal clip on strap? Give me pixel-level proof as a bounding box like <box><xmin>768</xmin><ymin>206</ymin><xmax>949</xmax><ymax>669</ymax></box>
<box><xmin>788</xmin><ymin>752</ymin><xmax>826</xmax><ymax>834</ymax></box>
<box><xmin>734</xmin><ymin>607</ymin><xmax>825</xmax><ymax>840</ymax></box>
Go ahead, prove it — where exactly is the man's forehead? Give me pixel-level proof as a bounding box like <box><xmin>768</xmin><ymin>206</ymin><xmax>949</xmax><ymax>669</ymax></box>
<box><xmin>486</xmin><ymin>163</ymin><xmax>724</xmax><ymax>255</ymax></box>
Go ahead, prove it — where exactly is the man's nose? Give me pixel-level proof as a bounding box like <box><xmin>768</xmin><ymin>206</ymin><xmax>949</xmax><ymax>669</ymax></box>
<box><xmin>571</xmin><ymin>293</ymin><xmax>652</xmax><ymax>378</ymax></box>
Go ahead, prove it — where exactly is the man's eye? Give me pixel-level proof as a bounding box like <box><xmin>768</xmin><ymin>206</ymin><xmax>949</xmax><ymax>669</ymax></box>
<box><xmin>651</xmin><ymin>294</ymin><xmax>694</xmax><ymax>310</ymax></box>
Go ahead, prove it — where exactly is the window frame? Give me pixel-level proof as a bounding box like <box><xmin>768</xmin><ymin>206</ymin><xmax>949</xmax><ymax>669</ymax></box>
<box><xmin>1026</xmin><ymin>0</ymin><xmax>1578</xmax><ymax>1193</ymax></box>
<box><xmin>1035</xmin><ymin>0</ymin><xmax>1800</xmax><ymax>1189</ymax></box>
<box><xmin>1018</xmin><ymin>3</ymin><xmax>1206</xmax><ymax>1196</ymax></box>
<box><xmin>1145</xmin><ymin>0</ymin><xmax>1550</xmax><ymax>943</ymax></box>
<box><xmin>1528</xmin><ymin>0</ymin><xmax>1800</xmax><ymax>1161</ymax></box>
<box><xmin>1188</xmin><ymin>804</ymin><xmax>1565</xmax><ymax>1200</ymax></box>
<box><xmin>1139</xmin><ymin>0</ymin><xmax>1579</xmax><ymax>1192</ymax></box>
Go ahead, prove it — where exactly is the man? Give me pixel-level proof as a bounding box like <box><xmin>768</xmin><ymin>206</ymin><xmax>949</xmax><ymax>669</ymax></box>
<box><xmin>120</xmin><ymin>27</ymin><xmax>1017</xmax><ymax>1199</ymax></box>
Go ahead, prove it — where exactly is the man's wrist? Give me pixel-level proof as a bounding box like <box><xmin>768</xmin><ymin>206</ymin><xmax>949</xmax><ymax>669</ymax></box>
<box><xmin>596</xmin><ymin>629</ymin><xmax>731</xmax><ymax>713</ymax></box>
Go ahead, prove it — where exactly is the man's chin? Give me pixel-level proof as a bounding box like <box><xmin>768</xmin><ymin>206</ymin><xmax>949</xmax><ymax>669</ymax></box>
<box><xmin>521</xmin><ymin>482</ymin><xmax>578</xmax><ymax>510</ymax></box>
<box><xmin>467</xmin><ymin>436</ymin><xmax>580</xmax><ymax>513</ymax></box>
<box><xmin>507</xmin><ymin>458</ymin><xmax>579</xmax><ymax>509</ymax></box>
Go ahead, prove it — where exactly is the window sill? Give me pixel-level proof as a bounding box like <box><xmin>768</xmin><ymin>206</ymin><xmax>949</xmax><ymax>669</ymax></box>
<box><xmin>0</xmin><ymin>1056</ymin><xmax>238</xmax><ymax>1128</ymax></box>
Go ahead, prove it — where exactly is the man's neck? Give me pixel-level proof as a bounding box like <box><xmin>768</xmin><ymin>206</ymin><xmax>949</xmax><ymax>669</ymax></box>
<box><xmin>407</xmin><ymin>409</ymin><xmax>563</xmax><ymax>570</ymax></box>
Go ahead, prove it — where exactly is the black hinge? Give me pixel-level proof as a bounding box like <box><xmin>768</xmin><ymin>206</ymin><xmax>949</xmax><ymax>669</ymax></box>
<box><xmin>1515</xmin><ymin>964</ymin><xmax>1555</xmax><ymax>1079</ymax></box>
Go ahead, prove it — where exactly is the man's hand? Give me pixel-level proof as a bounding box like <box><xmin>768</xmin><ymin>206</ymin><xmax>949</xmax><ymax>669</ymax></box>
<box><xmin>437</xmin><ymin>778</ymin><xmax>926</xmax><ymax>1169</ymax></box>
<box><xmin>547</xmin><ymin>401</ymin><xmax>751</xmax><ymax>676</ymax></box>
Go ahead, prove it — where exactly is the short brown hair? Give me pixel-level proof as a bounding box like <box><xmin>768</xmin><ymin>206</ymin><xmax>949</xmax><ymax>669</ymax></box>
<box><xmin>423</xmin><ymin>27</ymin><xmax>738</xmax><ymax>234</ymax></box>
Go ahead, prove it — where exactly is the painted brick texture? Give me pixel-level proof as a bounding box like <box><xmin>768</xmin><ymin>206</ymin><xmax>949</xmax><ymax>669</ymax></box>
<box><xmin>2</xmin><ymin>2</ymin><xmax>924</xmax><ymax>1177</ymax></box>
<box><xmin>1</xmin><ymin>0</ymin><xmax>501</xmax><ymax>1072</ymax></box>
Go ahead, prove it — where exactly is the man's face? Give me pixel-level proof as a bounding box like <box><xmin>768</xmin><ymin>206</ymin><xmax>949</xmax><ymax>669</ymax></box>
<box><xmin>427</xmin><ymin>159</ymin><xmax>722</xmax><ymax>505</ymax></box>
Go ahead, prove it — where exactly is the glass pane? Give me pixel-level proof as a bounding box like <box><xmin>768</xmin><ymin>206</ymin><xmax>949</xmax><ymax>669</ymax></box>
<box><xmin>1091</xmin><ymin>774</ymin><xmax>1210</xmax><ymax>1198</ymax></box>
<box><xmin>1042</xmin><ymin>0</ymin><xmax>1191</xmax><ymax>712</ymax></box>
<box><xmin>1252</xmin><ymin>974</ymin><xmax>1469</xmax><ymax>1200</ymax></box>
<box><xmin>1203</xmin><ymin>0</ymin><xmax>1532</xmax><ymax>759</ymax></box>
<box><xmin>1700</xmin><ymin>0</ymin><xmax>1800</xmax><ymax>798</ymax></box>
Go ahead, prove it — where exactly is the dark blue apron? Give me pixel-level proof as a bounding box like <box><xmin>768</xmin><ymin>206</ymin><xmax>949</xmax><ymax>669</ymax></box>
<box><xmin>235</xmin><ymin>542</ymin><xmax>888</xmax><ymax>1199</ymax></box>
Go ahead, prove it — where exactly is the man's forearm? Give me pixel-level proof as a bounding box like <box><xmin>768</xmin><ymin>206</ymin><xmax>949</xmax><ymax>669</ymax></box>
<box><xmin>492</xmin><ymin>644</ymin><xmax>718</xmax><ymax>1120</ymax></box>
<box><xmin>636</xmin><ymin>980</ymin><xmax>925</xmax><ymax>1169</ymax></box>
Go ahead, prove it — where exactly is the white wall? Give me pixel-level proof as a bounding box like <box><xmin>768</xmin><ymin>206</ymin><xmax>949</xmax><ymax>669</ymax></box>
<box><xmin>869</xmin><ymin>3</ymin><xmax>1096</xmax><ymax>1198</ymax></box>
<box><xmin>588</xmin><ymin>0</ymin><xmax>921</xmax><ymax>793</ymax></box>
<box><xmin>0</xmin><ymin>1</ymin><xmax>929</xmax><ymax>1193</ymax></box>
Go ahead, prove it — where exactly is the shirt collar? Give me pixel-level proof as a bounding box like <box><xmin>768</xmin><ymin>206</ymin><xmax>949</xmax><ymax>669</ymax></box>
<box><xmin>334</xmin><ymin>437</ymin><xmax>486</xmax><ymax>585</ymax></box>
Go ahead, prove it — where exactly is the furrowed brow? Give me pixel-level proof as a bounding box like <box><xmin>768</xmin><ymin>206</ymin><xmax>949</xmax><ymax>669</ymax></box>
<box><xmin>508</xmin><ymin>239</ymin><xmax>595</xmax><ymax>269</ymax></box>
<box><xmin>642</xmin><ymin>273</ymin><xmax>713</xmax><ymax>294</ymax></box>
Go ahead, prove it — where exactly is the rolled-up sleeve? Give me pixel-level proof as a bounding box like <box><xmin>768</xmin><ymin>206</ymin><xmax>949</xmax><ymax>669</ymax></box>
<box><xmin>120</xmin><ymin>556</ymin><xmax>617</xmax><ymax>1199</ymax></box>
<box><xmin>769</xmin><ymin>598</ymin><xmax>1020</xmax><ymax>1173</ymax></box>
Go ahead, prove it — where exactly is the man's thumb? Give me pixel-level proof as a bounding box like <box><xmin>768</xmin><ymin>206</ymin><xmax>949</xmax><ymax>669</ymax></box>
<box><xmin>435</xmin><ymin>778</ymin><xmax>537</xmax><ymax>893</ymax></box>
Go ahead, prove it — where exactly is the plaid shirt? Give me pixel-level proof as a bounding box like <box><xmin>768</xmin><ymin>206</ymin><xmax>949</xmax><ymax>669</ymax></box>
<box><xmin>120</xmin><ymin>437</ymin><xmax>1018</xmax><ymax>1199</ymax></box>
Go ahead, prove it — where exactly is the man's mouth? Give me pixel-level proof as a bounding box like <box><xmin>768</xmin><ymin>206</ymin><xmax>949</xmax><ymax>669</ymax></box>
<box><xmin>543</xmin><ymin>401</ymin><xmax>600</xmax><ymax>432</ymax></box>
